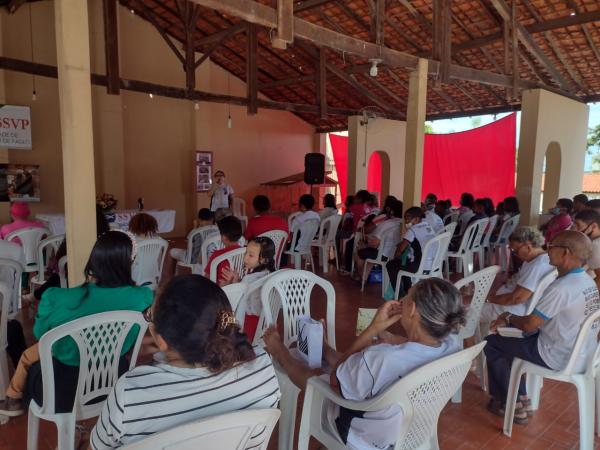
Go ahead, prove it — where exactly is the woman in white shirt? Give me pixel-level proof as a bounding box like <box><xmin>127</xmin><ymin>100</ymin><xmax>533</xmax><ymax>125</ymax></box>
<box><xmin>263</xmin><ymin>277</ymin><xmax>465</xmax><ymax>450</ymax></box>
<box><xmin>319</xmin><ymin>193</ymin><xmax>338</xmax><ymax>221</ymax></box>
<box><xmin>480</xmin><ymin>226</ymin><xmax>553</xmax><ymax>323</ymax></box>
<box><xmin>91</xmin><ymin>275</ymin><xmax>281</xmax><ymax>449</ymax></box>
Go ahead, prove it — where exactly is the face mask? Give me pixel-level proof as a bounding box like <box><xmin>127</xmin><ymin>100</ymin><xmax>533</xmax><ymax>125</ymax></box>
<box><xmin>550</xmin><ymin>207</ymin><xmax>561</xmax><ymax>216</ymax></box>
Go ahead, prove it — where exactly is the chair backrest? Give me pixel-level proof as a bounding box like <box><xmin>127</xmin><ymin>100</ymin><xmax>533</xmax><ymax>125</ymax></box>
<box><xmin>35</xmin><ymin>234</ymin><xmax>65</xmax><ymax>281</ymax></box>
<box><xmin>185</xmin><ymin>225</ymin><xmax>219</xmax><ymax>265</ymax></box>
<box><xmin>469</xmin><ymin>218</ymin><xmax>489</xmax><ymax>251</ymax></box>
<box><xmin>442</xmin><ymin>222</ymin><xmax>457</xmax><ymax>236</ymax></box>
<box><xmin>222</xmin><ymin>282</ymin><xmax>247</xmax><ymax>312</ymax></box>
<box><xmin>260</xmin><ymin>269</ymin><xmax>336</xmax><ymax>348</ymax></box>
<box><xmin>455</xmin><ymin>218</ymin><xmax>486</xmax><ymax>255</ymax></box>
<box><xmin>258</xmin><ymin>229</ymin><xmax>289</xmax><ymax>270</ymax></box>
<box><xmin>58</xmin><ymin>255</ymin><xmax>68</xmax><ymax>288</ymax></box>
<box><xmin>375</xmin><ymin>225</ymin><xmax>402</xmax><ymax>261</ymax></box>
<box><xmin>209</xmin><ymin>247</ymin><xmax>246</xmax><ymax>283</ymax></box>
<box><xmin>458</xmin><ymin>211</ymin><xmax>475</xmax><ymax>235</ymax></box>
<box><xmin>0</xmin><ymin>258</ymin><xmax>23</xmax><ymax>317</ymax></box>
<box><xmin>414</xmin><ymin>231</ymin><xmax>452</xmax><ymax>277</ymax></box>
<box><xmin>0</xmin><ymin>282</ymin><xmax>11</xmax><ymax>365</ymax></box>
<box><xmin>287</xmin><ymin>211</ymin><xmax>302</xmax><ymax>231</ymax></box>
<box><xmin>455</xmin><ymin>265</ymin><xmax>500</xmax><ymax>340</ymax></box>
<box><xmin>443</xmin><ymin>211</ymin><xmax>460</xmax><ymax>225</ymax></box>
<box><xmin>200</xmin><ymin>233</ymin><xmax>225</xmax><ymax>267</ymax></box>
<box><xmin>36</xmin><ymin>311</ymin><xmax>148</xmax><ymax>419</ymax></box>
<box><xmin>120</xmin><ymin>409</ymin><xmax>281</xmax><ymax>450</ymax></box>
<box><xmin>6</xmin><ymin>227</ymin><xmax>49</xmax><ymax>267</ymax></box>
<box><xmin>524</xmin><ymin>269</ymin><xmax>558</xmax><ymax>315</ymax></box>
<box><xmin>496</xmin><ymin>214</ymin><xmax>521</xmax><ymax>245</ymax></box>
<box><xmin>132</xmin><ymin>238</ymin><xmax>168</xmax><ymax>290</ymax></box>
<box><xmin>314</xmin><ymin>214</ymin><xmax>342</xmax><ymax>245</ymax></box>
<box><xmin>481</xmin><ymin>215</ymin><xmax>499</xmax><ymax>248</ymax></box>
<box><xmin>232</xmin><ymin>197</ymin><xmax>247</xmax><ymax>217</ymax></box>
<box><xmin>563</xmin><ymin>308</ymin><xmax>600</xmax><ymax>376</ymax></box>
<box><xmin>290</xmin><ymin>219</ymin><xmax>320</xmax><ymax>254</ymax></box>
<box><xmin>0</xmin><ymin>240</ymin><xmax>24</xmax><ymax>264</ymax></box>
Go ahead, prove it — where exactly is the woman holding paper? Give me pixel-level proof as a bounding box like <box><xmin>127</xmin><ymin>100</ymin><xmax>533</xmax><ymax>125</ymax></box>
<box><xmin>263</xmin><ymin>277</ymin><xmax>466</xmax><ymax>450</ymax></box>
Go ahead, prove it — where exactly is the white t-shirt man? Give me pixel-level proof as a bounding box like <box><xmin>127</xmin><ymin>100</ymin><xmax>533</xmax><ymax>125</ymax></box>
<box><xmin>334</xmin><ymin>336</ymin><xmax>460</xmax><ymax>450</ymax></box>
<box><xmin>210</xmin><ymin>183</ymin><xmax>234</xmax><ymax>211</ymax></box>
<box><xmin>370</xmin><ymin>218</ymin><xmax>402</xmax><ymax>259</ymax></box>
<box><xmin>403</xmin><ymin>221</ymin><xmax>436</xmax><ymax>270</ymax></box>
<box><xmin>480</xmin><ymin>253</ymin><xmax>554</xmax><ymax>322</ymax></box>
<box><xmin>291</xmin><ymin>210</ymin><xmax>320</xmax><ymax>231</ymax></box>
<box><xmin>424</xmin><ymin>209</ymin><xmax>444</xmax><ymax>234</ymax></box>
<box><xmin>534</xmin><ymin>268</ymin><xmax>600</xmax><ymax>372</ymax></box>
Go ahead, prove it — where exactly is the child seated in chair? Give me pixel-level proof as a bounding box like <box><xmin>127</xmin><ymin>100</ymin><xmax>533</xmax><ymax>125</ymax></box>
<box><xmin>263</xmin><ymin>278</ymin><xmax>465</xmax><ymax>450</ymax></box>
<box><xmin>0</xmin><ymin>231</ymin><xmax>153</xmax><ymax>417</ymax></box>
<box><xmin>221</xmin><ymin>236</ymin><xmax>276</xmax><ymax>341</ymax></box>
<box><xmin>204</xmin><ymin>216</ymin><xmax>243</xmax><ymax>286</ymax></box>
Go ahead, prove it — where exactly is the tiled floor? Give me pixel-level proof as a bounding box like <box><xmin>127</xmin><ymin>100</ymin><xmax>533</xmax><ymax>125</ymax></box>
<box><xmin>1</xmin><ymin>242</ymin><xmax>599</xmax><ymax>449</ymax></box>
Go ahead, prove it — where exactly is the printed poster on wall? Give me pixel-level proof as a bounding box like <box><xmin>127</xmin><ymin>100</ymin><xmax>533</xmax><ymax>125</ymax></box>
<box><xmin>0</xmin><ymin>105</ymin><xmax>32</xmax><ymax>149</ymax></box>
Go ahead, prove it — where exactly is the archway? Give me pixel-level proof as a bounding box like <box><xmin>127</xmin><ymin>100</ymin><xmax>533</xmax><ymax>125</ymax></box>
<box><xmin>367</xmin><ymin>150</ymin><xmax>391</xmax><ymax>206</ymax></box>
<box><xmin>541</xmin><ymin>142</ymin><xmax>562</xmax><ymax>213</ymax></box>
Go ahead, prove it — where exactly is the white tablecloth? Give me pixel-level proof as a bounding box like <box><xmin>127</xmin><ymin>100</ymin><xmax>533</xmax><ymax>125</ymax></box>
<box><xmin>37</xmin><ymin>209</ymin><xmax>176</xmax><ymax>235</ymax></box>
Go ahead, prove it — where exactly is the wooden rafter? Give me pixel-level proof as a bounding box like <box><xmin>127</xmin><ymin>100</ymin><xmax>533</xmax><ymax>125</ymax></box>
<box><xmin>103</xmin><ymin>0</ymin><xmax>120</xmax><ymax>95</ymax></box>
<box><xmin>432</xmin><ymin>0</ymin><xmax>451</xmax><ymax>83</ymax></box>
<box><xmin>194</xmin><ymin>25</ymin><xmax>239</xmax><ymax>68</ymax></box>
<box><xmin>246</xmin><ymin>23</ymin><xmax>258</xmax><ymax>114</ymax></box>
<box><xmin>195</xmin><ymin>23</ymin><xmax>245</xmax><ymax>47</ymax></box>
<box><xmin>316</xmin><ymin>47</ymin><xmax>327</xmax><ymax>119</ymax></box>
<box><xmin>272</xmin><ymin>0</ymin><xmax>294</xmax><ymax>49</ymax></box>
<box><xmin>372</xmin><ymin>0</ymin><xmax>385</xmax><ymax>45</ymax></box>
<box><xmin>259</xmin><ymin>74</ymin><xmax>315</xmax><ymax>89</ymax></box>
<box><xmin>182</xmin><ymin>1</ymin><xmax>200</xmax><ymax>93</ymax></box>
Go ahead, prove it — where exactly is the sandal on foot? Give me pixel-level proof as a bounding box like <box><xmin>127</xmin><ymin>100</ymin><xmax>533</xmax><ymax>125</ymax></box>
<box><xmin>519</xmin><ymin>397</ymin><xmax>534</xmax><ymax>417</ymax></box>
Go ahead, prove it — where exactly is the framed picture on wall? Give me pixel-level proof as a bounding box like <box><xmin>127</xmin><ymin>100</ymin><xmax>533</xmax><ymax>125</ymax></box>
<box><xmin>196</xmin><ymin>151</ymin><xmax>213</xmax><ymax>192</ymax></box>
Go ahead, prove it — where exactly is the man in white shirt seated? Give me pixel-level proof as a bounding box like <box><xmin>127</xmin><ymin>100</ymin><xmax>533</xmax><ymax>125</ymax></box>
<box><xmin>485</xmin><ymin>230</ymin><xmax>600</xmax><ymax>424</ymax></box>
<box><xmin>423</xmin><ymin>193</ymin><xmax>444</xmax><ymax>233</ymax></box>
<box><xmin>291</xmin><ymin>194</ymin><xmax>320</xmax><ymax>231</ymax></box>
<box><xmin>572</xmin><ymin>208</ymin><xmax>600</xmax><ymax>291</ymax></box>
<box><xmin>480</xmin><ymin>227</ymin><xmax>553</xmax><ymax>323</ymax></box>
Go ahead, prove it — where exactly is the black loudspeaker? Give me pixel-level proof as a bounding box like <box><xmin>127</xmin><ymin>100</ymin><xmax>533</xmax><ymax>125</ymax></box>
<box><xmin>304</xmin><ymin>153</ymin><xmax>325</xmax><ymax>185</ymax></box>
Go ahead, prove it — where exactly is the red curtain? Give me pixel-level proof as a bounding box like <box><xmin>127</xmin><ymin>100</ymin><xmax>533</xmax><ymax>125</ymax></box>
<box><xmin>422</xmin><ymin>113</ymin><xmax>516</xmax><ymax>205</ymax></box>
<box><xmin>329</xmin><ymin>134</ymin><xmax>348</xmax><ymax>201</ymax></box>
<box><xmin>328</xmin><ymin>114</ymin><xmax>516</xmax><ymax>206</ymax></box>
<box><xmin>367</xmin><ymin>152</ymin><xmax>382</xmax><ymax>197</ymax></box>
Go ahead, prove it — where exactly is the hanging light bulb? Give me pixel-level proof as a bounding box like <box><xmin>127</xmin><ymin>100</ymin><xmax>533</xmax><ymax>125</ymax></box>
<box><xmin>227</xmin><ymin>113</ymin><xmax>232</xmax><ymax>129</ymax></box>
<box><xmin>149</xmin><ymin>93</ymin><xmax>154</xmax><ymax>99</ymax></box>
<box><xmin>194</xmin><ymin>102</ymin><xmax>200</xmax><ymax>111</ymax></box>
<box><xmin>31</xmin><ymin>90</ymin><xmax>37</xmax><ymax>101</ymax></box>
<box><xmin>368</xmin><ymin>58</ymin><xmax>382</xmax><ymax>77</ymax></box>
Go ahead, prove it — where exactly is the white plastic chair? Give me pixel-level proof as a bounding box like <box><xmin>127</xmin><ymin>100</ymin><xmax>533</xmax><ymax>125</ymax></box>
<box><xmin>0</xmin><ymin>282</ymin><xmax>12</xmax><ymax>403</ymax></box>
<box><xmin>196</xmin><ymin>233</ymin><xmax>225</xmax><ymax>274</ymax></box>
<box><xmin>524</xmin><ymin>269</ymin><xmax>558</xmax><ymax>315</ymax></box>
<box><xmin>443</xmin><ymin>210</ymin><xmax>460</xmax><ymax>225</ymax></box>
<box><xmin>175</xmin><ymin>225</ymin><xmax>219</xmax><ymax>273</ymax></box>
<box><xmin>503</xmin><ymin>309</ymin><xmax>600</xmax><ymax>450</ymax></box>
<box><xmin>298</xmin><ymin>342</ymin><xmax>486</xmax><ymax>450</ymax></box>
<box><xmin>260</xmin><ymin>270</ymin><xmax>336</xmax><ymax>450</ymax></box>
<box><xmin>27</xmin><ymin>311</ymin><xmax>148</xmax><ymax>450</ymax></box>
<box><xmin>480</xmin><ymin>214</ymin><xmax>499</xmax><ymax>266</ymax></box>
<box><xmin>258</xmin><ymin>229</ymin><xmax>289</xmax><ymax>270</ymax></box>
<box><xmin>209</xmin><ymin>247</ymin><xmax>246</xmax><ymax>283</ymax></box>
<box><xmin>132</xmin><ymin>238</ymin><xmax>168</xmax><ymax>291</ymax></box>
<box><xmin>451</xmin><ymin>265</ymin><xmax>500</xmax><ymax>403</ymax></box>
<box><xmin>31</xmin><ymin>234</ymin><xmax>65</xmax><ymax>287</ymax></box>
<box><xmin>285</xmin><ymin>219</ymin><xmax>320</xmax><ymax>271</ymax></box>
<box><xmin>445</xmin><ymin>218</ymin><xmax>488</xmax><ymax>279</ymax></box>
<box><xmin>6</xmin><ymin>227</ymin><xmax>49</xmax><ymax>273</ymax></box>
<box><xmin>361</xmin><ymin>226</ymin><xmax>401</xmax><ymax>295</ymax></box>
<box><xmin>0</xmin><ymin>258</ymin><xmax>24</xmax><ymax>319</ymax></box>
<box><xmin>311</xmin><ymin>214</ymin><xmax>342</xmax><ymax>273</ymax></box>
<box><xmin>233</xmin><ymin>198</ymin><xmax>248</xmax><ymax>231</ymax></box>
<box><xmin>120</xmin><ymin>409</ymin><xmax>281</xmax><ymax>450</ymax></box>
<box><xmin>0</xmin><ymin>240</ymin><xmax>24</xmax><ymax>264</ymax></box>
<box><xmin>222</xmin><ymin>282</ymin><xmax>247</xmax><ymax>311</ymax></box>
<box><xmin>458</xmin><ymin>210</ymin><xmax>475</xmax><ymax>235</ymax></box>
<box><xmin>393</xmin><ymin>231</ymin><xmax>453</xmax><ymax>300</ymax></box>
<box><xmin>491</xmin><ymin>214</ymin><xmax>520</xmax><ymax>272</ymax></box>
<box><xmin>442</xmin><ymin>222</ymin><xmax>457</xmax><ymax>236</ymax></box>
<box><xmin>58</xmin><ymin>256</ymin><xmax>68</xmax><ymax>288</ymax></box>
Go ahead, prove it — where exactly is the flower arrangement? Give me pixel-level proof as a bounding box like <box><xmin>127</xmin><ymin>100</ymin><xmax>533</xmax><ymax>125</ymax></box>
<box><xmin>97</xmin><ymin>193</ymin><xmax>118</xmax><ymax>212</ymax></box>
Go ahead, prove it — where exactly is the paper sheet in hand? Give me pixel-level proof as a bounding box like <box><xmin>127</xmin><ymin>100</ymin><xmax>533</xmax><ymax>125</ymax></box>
<box><xmin>497</xmin><ymin>327</ymin><xmax>524</xmax><ymax>338</ymax></box>
<box><xmin>297</xmin><ymin>316</ymin><xmax>323</xmax><ymax>369</ymax></box>
<box><xmin>356</xmin><ymin>308</ymin><xmax>377</xmax><ymax>336</ymax></box>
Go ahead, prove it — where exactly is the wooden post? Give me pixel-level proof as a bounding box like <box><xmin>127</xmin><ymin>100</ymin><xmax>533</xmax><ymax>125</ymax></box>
<box><xmin>246</xmin><ymin>23</ymin><xmax>258</xmax><ymax>115</ymax></box>
<box><xmin>184</xmin><ymin>2</ymin><xmax>198</xmax><ymax>94</ymax></box>
<box><xmin>511</xmin><ymin>0</ymin><xmax>519</xmax><ymax>99</ymax></box>
<box><xmin>54</xmin><ymin>0</ymin><xmax>97</xmax><ymax>286</ymax></box>
<box><xmin>316</xmin><ymin>47</ymin><xmax>327</xmax><ymax>119</ymax></box>
<box><xmin>403</xmin><ymin>58</ymin><xmax>428</xmax><ymax>208</ymax></box>
<box><xmin>373</xmin><ymin>0</ymin><xmax>385</xmax><ymax>45</ymax></box>
<box><xmin>433</xmin><ymin>0</ymin><xmax>451</xmax><ymax>84</ymax></box>
<box><xmin>102</xmin><ymin>0</ymin><xmax>120</xmax><ymax>94</ymax></box>
<box><xmin>272</xmin><ymin>0</ymin><xmax>293</xmax><ymax>49</ymax></box>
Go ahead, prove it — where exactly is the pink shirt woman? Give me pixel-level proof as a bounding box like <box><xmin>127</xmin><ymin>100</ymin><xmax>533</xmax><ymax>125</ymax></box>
<box><xmin>0</xmin><ymin>202</ymin><xmax>45</xmax><ymax>240</ymax></box>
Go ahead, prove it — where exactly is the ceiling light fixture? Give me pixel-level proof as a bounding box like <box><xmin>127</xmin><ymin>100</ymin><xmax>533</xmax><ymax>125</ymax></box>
<box><xmin>369</xmin><ymin>58</ymin><xmax>383</xmax><ymax>77</ymax></box>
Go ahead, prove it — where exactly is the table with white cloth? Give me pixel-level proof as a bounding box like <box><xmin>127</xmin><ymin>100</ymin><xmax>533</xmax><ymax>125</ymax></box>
<box><xmin>36</xmin><ymin>209</ymin><xmax>176</xmax><ymax>235</ymax></box>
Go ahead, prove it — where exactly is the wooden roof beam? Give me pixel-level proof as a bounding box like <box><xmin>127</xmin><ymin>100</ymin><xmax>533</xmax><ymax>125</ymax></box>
<box><xmin>317</xmin><ymin>47</ymin><xmax>327</xmax><ymax>119</ymax></box>
<box><xmin>194</xmin><ymin>23</ymin><xmax>245</xmax><ymax>48</ymax></box>
<box><xmin>489</xmin><ymin>0</ymin><xmax>573</xmax><ymax>92</ymax></box>
<box><xmin>294</xmin><ymin>0</ymin><xmax>335</xmax><ymax>13</ymax></box>
<box><xmin>246</xmin><ymin>23</ymin><xmax>258</xmax><ymax>114</ymax></box>
<box><xmin>272</xmin><ymin>0</ymin><xmax>294</xmax><ymax>49</ymax></box>
<box><xmin>453</xmin><ymin>9</ymin><xmax>600</xmax><ymax>54</ymax></box>
<box><xmin>103</xmin><ymin>0</ymin><xmax>120</xmax><ymax>95</ymax></box>
<box><xmin>432</xmin><ymin>0</ymin><xmax>451</xmax><ymax>84</ymax></box>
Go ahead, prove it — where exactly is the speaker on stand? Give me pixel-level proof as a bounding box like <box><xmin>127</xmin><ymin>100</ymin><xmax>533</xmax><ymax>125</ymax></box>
<box><xmin>304</xmin><ymin>153</ymin><xmax>325</xmax><ymax>185</ymax></box>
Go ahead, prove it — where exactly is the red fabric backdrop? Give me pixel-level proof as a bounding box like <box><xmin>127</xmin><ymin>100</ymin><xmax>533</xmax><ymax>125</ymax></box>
<box><xmin>328</xmin><ymin>113</ymin><xmax>516</xmax><ymax>206</ymax></box>
<box><xmin>422</xmin><ymin>113</ymin><xmax>516</xmax><ymax>205</ymax></box>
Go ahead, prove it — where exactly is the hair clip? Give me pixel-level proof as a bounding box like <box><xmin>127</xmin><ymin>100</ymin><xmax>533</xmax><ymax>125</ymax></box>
<box><xmin>218</xmin><ymin>310</ymin><xmax>237</xmax><ymax>332</ymax></box>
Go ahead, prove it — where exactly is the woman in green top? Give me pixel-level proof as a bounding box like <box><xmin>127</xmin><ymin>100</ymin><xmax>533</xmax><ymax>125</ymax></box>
<box><xmin>0</xmin><ymin>231</ymin><xmax>153</xmax><ymax>416</ymax></box>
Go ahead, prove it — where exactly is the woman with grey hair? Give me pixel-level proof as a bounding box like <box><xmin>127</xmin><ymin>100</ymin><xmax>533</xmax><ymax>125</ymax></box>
<box><xmin>263</xmin><ymin>278</ymin><xmax>465</xmax><ymax>450</ymax></box>
<box><xmin>480</xmin><ymin>226</ymin><xmax>553</xmax><ymax>323</ymax></box>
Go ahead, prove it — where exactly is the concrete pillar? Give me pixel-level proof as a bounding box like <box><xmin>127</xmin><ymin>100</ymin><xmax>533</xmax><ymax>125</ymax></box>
<box><xmin>516</xmin><ymin>89</ymin><xmax>589</xmax><ymax>226</ymax></box>
<box><xmin>403</xmin><ymin>58</ymin><xmax>428</xmax><ymax>208</ymax></box>
<box><xmin>55</xmin><ymin>0</ymin><xmax>97</xmax><ymax>285</ymax></box>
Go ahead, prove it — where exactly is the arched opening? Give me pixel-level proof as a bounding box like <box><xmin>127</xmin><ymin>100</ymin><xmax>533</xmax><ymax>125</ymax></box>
<box><xmin>367</xmin><ymin>150</ymin><xmax>391</xmax><ymax>206</ymax></box>
<box><xmin>541</xmin><ymin>142</ymin><xmax>562</xmax><ymax>213</ymax></box>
